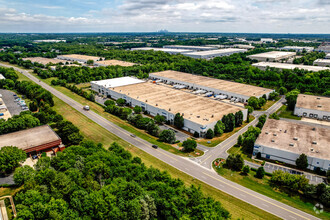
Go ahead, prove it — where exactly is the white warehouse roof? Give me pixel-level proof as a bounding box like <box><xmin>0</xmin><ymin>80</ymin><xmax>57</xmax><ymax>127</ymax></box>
<box><xmin>325</xmin><ymin>53</ymin><xmax>330</xmax><ymax>59</ymax></box>
<box><xmin>163</xmin><ymin>45</ymin><xmax>218</xmax><ymax>51</ymax></box>
<box><xmin>0</xmin><ymin>74</ymin><xmax>5</xmax><ymax>80</ymax></box>
<box><xmin>131</xmin><ymin>47</ymin><xmax>192</xmax><ymax>54</ymax></box>
<box><xmin>252</xmin><ymin>62</ymin><xmax>330</xmax><ymax>72</ymax></box>
<box><xmin>91</xmin><ymin>77</ymin><xmax>145</xmax><ymax>89</ymax></box>
<box><xmin>248</xmin><ymin>51</ymin><xmax>296</xmax><ymax>60</ymax></box>
<box><xmin>183</xmin><ymin>48</ymin><xmax>247</xmax><ymax>59</ymax></box>
<box><xmin>313</xmin><ymin>59</ymin><xmax>330</xmax><ymax>67</ymax></box>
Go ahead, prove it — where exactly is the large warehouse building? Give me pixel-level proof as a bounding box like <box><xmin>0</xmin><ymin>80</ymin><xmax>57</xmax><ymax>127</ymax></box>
<box><xmin>254</xmin><ymin>119</ymin><xmax>330</xmax><ymax>171</ymax></box>
<box><xmin>131</xmin><ymin>47</ymin><xmax>193</xmax><ymax>55</ymax></box>
<box><xmin>163</xmin><ymin>45</ymin><xmax>218</xmax><ymax>51</ymax></box>
<box><xmin>91</xmin><ymin>77</ymin><xmax>144</xmax><ymax>95</ymax></box>
<box><xmin>183</xmin><ymin>48</ymin><xmax>247</xmax><ymax>59</ymax></box>
<box><xmin>94</xmin><ymin>60</ymin><xmax>136</xmax><ymax>67</ymax></box>
<box><xmin>22</xmin><ymin>57</ymin><xmax>67</xmax><ymax>65</ymax></box>
<box><xmin>280</xmin><ymin>46</ymin><xmax>314</xmax><ymax>52</ymax></box>
<box><xmin>252</xmin><ymin>62</ymin><xmax>330</xmax><ymax>72</ymax></box>
<box><xmin>149</xmin><ymin>70</ymin><xmax>274</xmax><ymax>102</ymax></box>
<box><xmin>107</xmin><ymin>82</ymin><xmax>247</xmax><ymax>136</ymax></box>
<box><xmin>313</xmin><ymin>59</ymin><xmax>330</xmax><ymax>67</ymax></box>
<box><xmin>0</xmin><ymin>125</ymin><xmax>62</xmax><ymax>154</ymax></box>
<box><xmin>294</xmin><ymin>94</ymin><xmax>330</xmax><ymax>121</ymax></box>
<box><xmin>247</xmin><ymin>51</ymin><xmax>296</xmax><ymax>62</ymax></box>
<box><xmin>57</xmin><ymin>54</ymin><xmax>104</xmax><ymax>63</ymax></box>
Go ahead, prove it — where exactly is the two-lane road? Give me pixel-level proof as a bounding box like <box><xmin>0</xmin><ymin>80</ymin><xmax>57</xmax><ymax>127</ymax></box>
<box><xmin>2</xmin><ymin>63</ymin><xmax>320</xmax><ymax>220</ymax></box>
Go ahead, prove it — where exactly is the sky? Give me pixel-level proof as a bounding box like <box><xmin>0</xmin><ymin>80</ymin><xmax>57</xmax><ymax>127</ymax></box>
<box><xmin>0</xmin><ymin>0</ymin><xmax>330</xmax><ymax>33</ymax></box>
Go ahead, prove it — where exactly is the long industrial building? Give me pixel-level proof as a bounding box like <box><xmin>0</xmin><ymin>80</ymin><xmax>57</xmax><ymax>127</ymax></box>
<box><xmin>313</xmin><ymin>59</ymin><xmax>330</xmax><ymax>67</ymax></box>
<box><xmin>252</xmin><ymin>62</ymin><xmax>330</xmax><ymax>72</ymax></box>
<box><xmin>149</xmin><ymin>70</ymin><xmax>274</xmax><ymax>102</ymax></box>
<box><xmin>183</xmin><ymin>48</ymin><xmax>247</xmax><ymax>59</ymax></box>
<box><xmin>294</xmin><ymin>94</ymin><xmax>330</xmax><ymax>121</ymax></box>
<box><xmin>94</xmin><ymin>60</ymin><xmax>136</xmax><ymax>67</ymax></box>
<box><xmin>325</xmin><ymin>53</ymin><xmax>330</xmax><ymax>59</ymax></box>
<box><xmin>91</xmin><ymin>77</ymin><xmax>145</xmax><ymax>95</ymax></box>
<box><xmin>131</xmin><ymin>47</ymin><xmax>193</xmax><ymax>55</ymax></box>
<box><xmin>280</xmin><ymin>46</ymin><xmax>314</xmax><ymax>52</ymax></box>
<box><xmin>91</xmin><ymin>77</ymin><xmax>247</xmax><ymax>136</ymax></box>
<box><xmin>247</xmin><ymin>51</ymin><xmax>296</xmax><ymax>62</ymax></box>
<box><xmin>254</xmin><ymin>119</ymin><xmax>330</xmax><ymax>171</ymax></box>
<box><xmin>0</xmin><ymin>125</ymin><xmax>63</xmax><ymax>154</ymax></box>
<box><xmin>22</xmin><ymin>57</ymin><xmax>67</xmax><ymax>65</ymax></box>
<box><xmin>57</xmin><ymin>54</ymin><xmax>104</xmax><ymax>63</ymax></box>
<box><xmin>163</xmin><ymin>45</ymin><xmax>218</xmax><ymax>51</ymax></box>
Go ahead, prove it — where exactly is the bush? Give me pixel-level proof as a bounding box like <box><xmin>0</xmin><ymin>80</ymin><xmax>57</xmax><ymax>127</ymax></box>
<box><xmin>159</xmin><ymin>129</ymin><xmax>176</xmax><ymax>144</ymax></box>
<box><xmin>182</xmin><ymin>139</ymin><xmax>197</xmax><ymax>152</ymax></box>
<box><xmin>104</xmin><ymin>100</ymin><xmax>115</xmax><ymax>106</ymax></box>
<box><xmin>256</xmin><ymin>152</ymin><xmax>261</xmax><ymax>159</ymax></box>
<box><xmin>256</xmin><ymin>167</ymin><xmax>265</xmax><ymax>179</ymax></box>
<box><xmin>205</xmin><ymin>129</ymin><xmax>214</xmax><ymax>139</ymax></box>
<box><xmin>174</xmin><ymin>113</ymin><xmax>184</xmax><ymax>129</ymax></box>
<box><xmin>133</xmin><ymin>105</ymin><xmax>142</xmax><ymax>114</ymax></box>
<box><xmin>225</xmin><ymin>154</ymin><xmax>244</xmax><ymax>171</ymax></box>
<box><xmin>116</xmin><ymin>98</ymin><xmax>126</xmax><ymax>106</ymax></box>
<box><xmin>242</xmin><ymin>165</ymin><xmax>250</xmax><ymax>175</ymax></box>
<box><xmin>193</xmin><ymin>131</ymin><xmax>199</xmax><ymax>138</ymax></box>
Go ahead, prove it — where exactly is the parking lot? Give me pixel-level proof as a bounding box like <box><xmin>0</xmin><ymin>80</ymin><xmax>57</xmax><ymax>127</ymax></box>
<box><xmin>0</xmin><ymin>89</ymin><xmax>26</xmax><ymax>116</ymax></box>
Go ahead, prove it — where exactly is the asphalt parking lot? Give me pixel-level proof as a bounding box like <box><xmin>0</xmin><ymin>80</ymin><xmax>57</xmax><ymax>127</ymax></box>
<box><xmin>0</xmin><ymin>89</ymin><xmax>24</xmax><ymax>116</ymax></box>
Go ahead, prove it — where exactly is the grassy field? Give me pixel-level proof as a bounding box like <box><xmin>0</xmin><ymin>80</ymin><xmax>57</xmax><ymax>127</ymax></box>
<box><xmin>214</xmin><ymin>160</ymin><xmax>330</xmax><ymax>219</ymax></box>
<box><xmin>276</xmin><ymin>105</ymin><xmax>301</xmax><ymax>120</ymax></box>
<box><xmin>227</xmin><ymin>145</ymin><xmax>262</xmax><ymax>164</ymax></box>
<box><xmin>197</xmin><ymin>115</ymin><xmax>255</xmax><ymax>147</ymax></box>
<box><xmin>3</xmin><ymin>66</ymin><xmax>281</xmax><ymax>220</ymax></box>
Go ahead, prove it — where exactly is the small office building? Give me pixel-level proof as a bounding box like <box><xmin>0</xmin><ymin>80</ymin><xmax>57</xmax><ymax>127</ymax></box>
<box><xmin>313</xmin><ymin>59</ymin><xmax>330</xmax><ymax>67</ymax></box>
<box><xmin>247</xmin><ymin>51</ymin><xmax>296</xmax><ymax>62</ymax></box>
<box><xmin>0</xmin><ymin>125</ymin><xmax>62</xmax><ymax>154</ymax></box>
<box><xmin>252</xmin><ymin>62</ymin><xmax>330</xmax><ymax>72</ymax></box>
<box><xmin>130</xmin><ymin>47</ymin><xmax>193</xmax><ymax>55</ymax></box>
<box><xmin>183</xmin><ymin>48</ymin><xmax>247</xmax><ymax>59</ymax></box>
<box><xmin>149</xmin><ymin>70</ymin><xmax>274</xmax><ymax>102</ymax></box>
<box><xmin>294</xmin><ymin>94</ymin><xmax>330</xmax><ymax>121</ymax></box>
<box><xmin>254</xmin><ymin>119</ymin><xmax>330</xmax><ymax>171</ymax></box>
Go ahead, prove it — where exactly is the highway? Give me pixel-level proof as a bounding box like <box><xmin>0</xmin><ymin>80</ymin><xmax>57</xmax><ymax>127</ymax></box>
<box><xmin>1</xmin><ymin>63</ymin><xmax>320</xmax><ymax>220</ymax></box>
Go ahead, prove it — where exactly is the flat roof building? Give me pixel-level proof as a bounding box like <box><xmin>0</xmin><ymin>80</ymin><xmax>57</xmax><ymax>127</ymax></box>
<box><xmin>22</xmin><ymin>57</ymin><xmax>67</xmax><ymax>65</ymax></box>
<box><xmin>33</xmin><ymin>40</ymin><xmax>66</xmax><ymax>43</ymax></box>
<box><xmin>252</xmin><ymin>62</ymin><xmax>330</xmax><ymax>72</ymax></box>
<box><xmin>94</xmin><ymin>60</ymin><xmax>136</xmax><ymax>67</ymax></box>
<box><xmin>131</xmin><ymin>47</ymin><xmax>193</xmax><ymax>55</ymax></box>
<box><xmin>149</xmin><ymin>70</ymin><xmax>274</xmax><ymax>102</ymax></box>
<box><xmin>0</xmin><ymin>74</ymin><xmax>5</xmax><ymax>80</ymax></box>
<box><xmin>294</xmin><ymin>94</ymin><xmax>330</xmax><ymax>121</ymax></box>
<box><xmin>254</xmin><ymin>119</ymin><xmax>330</xmax><ymax>171</ymax></box>
<box><xmin>105</xmin><ymin>81</ymin><xmax>247</xmax><ymax>136</ymax></box>
<box><xmin>247</xmin><ymin>51</ymin><xmax>296</xmax><ymax>62</ymax></box>
<box><xmin>315</xmin><ymin>45</ymin><xmax>330</xmax><ymax>53</ymax></box>
<box><xmin>313</xmin><ymin>59</ymin><xmax>330</xmax><ymax>67</ymax></box>
<box><xmin>0</xmin><ymin>125</ymin><xmax>62</xmax><ymax>154</ymax></box>
<box><xmin>325</xmin><ymin>53</ymin><xmax>330</xmax><ymax>59</ymax></box>
<box><xmin>233</xmin><ymin>44</ymin><xmax>255</xmax><ymax>50</ymax></box>
<box><xmin>280</xmin><ymin>46</ymin><xmax>314</xmax><ymax>52</ymax></box>
<box><xmin>57</xmin><ymin>54</ymin><xmax>104</xmax><ymax>63</ymax></box>
<box><xmin>183</xmin><ymin>48</ymin><xmax>247</xmax><ymax>59</ymax></box>
<box><xmin>91</xmin><ymin>77</ymin><xmax>145</xmax><ymax>95</ymax></box>
<box><xmin>163</xmin><ymin>45</ymin><xmax>218</xmax><ymax>51</ymax></box>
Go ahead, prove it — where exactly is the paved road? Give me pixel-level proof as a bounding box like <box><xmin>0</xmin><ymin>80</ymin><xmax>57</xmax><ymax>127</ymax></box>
<box><xmin>2</xmin><ymin>63</ymin><xmax>320</xmax><ymax>220</ymax></box>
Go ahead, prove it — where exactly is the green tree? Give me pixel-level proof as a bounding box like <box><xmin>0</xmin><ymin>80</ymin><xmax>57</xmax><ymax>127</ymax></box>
<box><xmin>235</xmin><ymin>111</ymin><xmax>244</xmax><ymax>127</ymax></box>
<box><xmin>159</xmin><ymin>129</ymin><xmax>176</xmax><ymax>144</ymax></box>
<box><xmin>242</xmin><ymin>165</ymin><xmax>250</xmax><ymax>175</ymax></box>
<box><xmin>182</xmin><ymin>139</ymin><xmax>197</xmax><ymax>152</ymax></box>
<box><xmin>174</xmin><ymin>113</ymin><xmax>184</xmax><ymax>129</ymax></box>
<box><xmin>205</xmin><ymin>128</ymin><xmax>214</xmax><ymax>139</ymax></box>
<box><xmin>237</xmin><ymin>135</ymin><xmax>243</xmax><ymax>146</ymax></box>
<box><xmin>0</xmin><ymin>146</ymin><xmax>26</xmax><ymax>174</ymax></box>
<box><xmin>86</xmin><ymin>59</ymin><xmax>94</xmax><ymax>65</ymax></box>
<box><xmin>116</xmin><ymin>98</ymin><xmax>126</xmax><ymax>106</ymax></box>
<box><xmin>154</xmin><ymin>115</ymin><xmax>165</xmax><ymax>124</ymax></box>
<box><xmin>193</xmin><ymin>131</ymin><xmax>199</xmax><ymax>138</ymax></box>
<box><xmin>225</xmin><ymin>154</ymin><xmax>244</xmax><ymax>171</ymax></box>
<box><xmin>256</xmin><ymin>167</ymin><xmax>265</xmax><ymax>179</ymax></box>
<box><xmin>14</xmin><ymin>165</ymin><xmax>35</xmax><ymax>185</ymax></box>
<box><xmin>133</xmin><ymin>105</ymin><xmax>142</xmax><ymax>114</ymax></box>
<box><xmin>29</xmin><ymin>101</ymin><xmax>38</xmax><ymax>112</ymax></box>
<box><xmin>286</xmin><ymin>89</ymin><xmax>300</xmax><ymax>110</ymax></box>
<box><xmin>279</xmin><ymin>87</ymin><xmax>287</xmax><ymax>95</ymax></box>
<box><xmin>296</xmin><ymin>153</ymin><xmax>308</xmax><ymax>170</ymax></box>
<box><xmin>104</xmin><ymin>100</ymin><xmax>115</xmax><ymax>106</ymax></box>
<box><xmin>269</xmin><ymin>112</ymin><xmax>279</xmax><ymax>120</ymax></box>
<box><xmin>248</xmin><ymin>96</ymin><xmax>260</xmax><ymax>109</ymax></box>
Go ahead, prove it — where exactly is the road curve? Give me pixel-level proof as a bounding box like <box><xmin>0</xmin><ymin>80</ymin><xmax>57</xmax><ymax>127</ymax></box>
<box><xmin>1</xmin><ymin>63</ymin><xmax>320</xmax><ymax>220</ymax></box>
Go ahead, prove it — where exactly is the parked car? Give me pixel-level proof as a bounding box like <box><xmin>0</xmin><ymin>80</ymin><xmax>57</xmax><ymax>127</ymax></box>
<box><xmin>32</xmin><ymin>155</ymin><xmax>38</xmax><ymax>160</ymax></box>
<box><xmin>152</xmin><ymin>145</ymin><xmax>158</xmax><ymax>149</ymax></box>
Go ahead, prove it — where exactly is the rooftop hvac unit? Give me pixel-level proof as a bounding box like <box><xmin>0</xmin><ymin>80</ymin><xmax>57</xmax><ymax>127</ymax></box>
<box><xmin>289</xmin><ymin>143</ymin><xmax>294</xmax><ymax>146</ymax></box>
<box><xmin>273</xmin><ymin>133</ymin><xmax>277</xmax><ymax>136</ymax></box>
<box><xmin>271</xmin><ymin>139</ymin><xmax>275</xmax><ymax>142</ymax></box>
<box><xmin>156</xmin><ymin>104</ymin><xmax>158</xmax><ymax>106</ymax></box>
<box><xmin>169</xmin><ymin>108</ymin><xmax>171</xmax><ymax>111</ymax></box>
<box><xmin>265</xmin><ymin>132</ymin><xmax>269</xmax><ymax>134</ymax></box>
<box><xmin>312</xmin><ymin>127</ymin><xmax>316</xmax><ymax>131</ymax></box>
<box><xmin>317</xmin><ymin>97</ymin><xmax>320</xmax><ymax>99</ymax></box>
<box><xmin>145</xmin><ymin>100</ymin><xmax>147</xmax><ymax>102</ymax></box>
<box><xmin>311</xmin><ymin>148</ymin><xmax>314</xmax><ymax>152</ymax></box>
<box><xmin>293</xmin><ymin>137</ymin><xmax>298</xmax><ymax>140</ymax></box>
<box><xmin>317</xmin><ymin>105</ymin><xmax>322</xmax><ymax>108</ymax></box>
<box><xmin>197</xmin><ymin>116</ymin><xmax>200</xmax><ymax>118</ymax></box>
<box><xmin>182</xmin><ymin>113</ymin><xmax>184</xmax><ymax>116</ymax></box>
<box><xmin>312</xmin><ymin>141</ymin><xmax>317</xmax><ymax>144</ymax></box>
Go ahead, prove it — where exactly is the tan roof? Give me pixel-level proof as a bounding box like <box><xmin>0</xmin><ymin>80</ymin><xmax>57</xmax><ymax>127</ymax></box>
<box><xmin>296</xmin><ymin>94</ymin><xmax>330</xmax><ymax>112</ymax></box>
<box><xmin>60</xmin><ymin>54</ymin><xmax>103</xmax><ymax>61</ymax></box>
<box><xmin>113</xmin><ymin>82</ymin><xmax>244</xmax><ymax>125</ymax></box>
<box><xmin>0</xmin><ymin>125</ymin><xmax>60</xmax><ymax>151</ymax></box>
<box><xmin>255</xmin><ymin>119</ymin><xmax>330</xmax><ymax>160</ymax></box>
<box><xmin>150</xmin><ymin>70</ymin><xmax>273</xmax><ymax>97</ymax></box>
<box><xmin>22</xmin><ymin>57</ymin><xmax>67</xmax><ymax>65</ymax></box>
<box><xmin>248</xmin><ymin>51</ymin><xmax>296</xmax><ymax>59</ymax></box>
<box><xmin>95</xmin><ymin>59</ymin><xmax>136</xmax><ymax>67</ymax></box>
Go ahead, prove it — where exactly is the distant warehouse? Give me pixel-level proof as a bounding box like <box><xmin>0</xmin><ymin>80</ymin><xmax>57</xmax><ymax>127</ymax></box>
<box><xmin>182</xmin><ymin>48</ymin><xmax>247</xmax><ymax>59</ymax></box>
<box><xmin>57</xmin><ymin>54</ymin><xmax>104</xmax><ymax>63</ymax></box>
<box><xmin>313</xmin><ymin>59</ymin><xmax>330</xmax><ymax>67</ymax></box>
<box><xmin>280</xmin><ymin>46</ymin><xmax>314</xmax><ymax>52</ymax></box>
<box><xmin>325</xmin><ymin>53</ymin><xmax>330</xmax><ymax>59</ymax></box>
<box><xmin>254</xmin><ymin>119</ymin><xmax>330</xmax><ymax>171</ymax></box>
<box><xmin>22</xmin><ymin>57</ymin><xmax>67</xmax><ymax>65</ymax></box>
<box><xmin>247</xmin><ymin>51</ymin><xmax>296</xmax><ymax>62</ymax></box>
<box><xmin>105</xmin><ymin>81</ymin><xmax>247</xmax><ymax>137</ymax></box>
<box><xmin>294</xmin><ymin>94</ymin><xmax>330</xmax><ymax>121</ymax></box>
<box><xmin>163</xmin><ymin>45</ymin><xmax>218</xmax><ymax>51</ymax></box>
<box><xmin>149</xmin><ymin>70</ymin><xmax>274</xmax><ymax>102</ymax></box>
<box><xmin>131</xmin><ymin>47</ymin><xmax>193</xmax><ymax>55</ymax></box>
<box><xmin>252</xmin><ymin>62</ymin><xmax>330</xmax><ymax>72</ymax></box>
<box><xmin>94</xmin><ymin>60</ymin><xmax>136</xmax><ymax>67</ymax></box>
<box><xmin>0</xmin><ymin>125</ymin><xmax>62</xmax><ymax>154</ymax></box>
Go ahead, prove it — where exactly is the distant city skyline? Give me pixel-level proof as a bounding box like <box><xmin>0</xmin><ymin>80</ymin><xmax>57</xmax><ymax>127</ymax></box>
<box><xmin>0</xmin><ymin>0</ymin><xmax>330</xmax><ymax>33</ymax></box>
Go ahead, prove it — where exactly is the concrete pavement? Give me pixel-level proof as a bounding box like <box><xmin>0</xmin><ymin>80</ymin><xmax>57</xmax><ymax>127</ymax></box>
<box><xmin>1</xmin><ymin>63</ymin><xmax>321</xmax><ymax>220</ymax></box>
